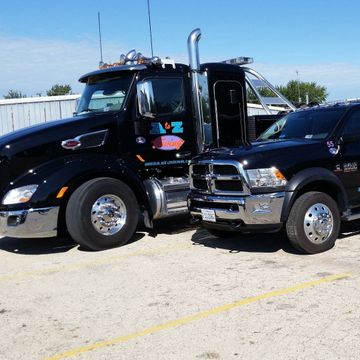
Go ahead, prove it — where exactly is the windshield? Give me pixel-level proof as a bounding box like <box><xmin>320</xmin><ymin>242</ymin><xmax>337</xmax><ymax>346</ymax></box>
<box><xmin>76</xmin><ymin>74</ymin><xmax>133</xmax><ymax>115</ymax></box>
<box><xmin>257</xmin><ymin>108</ymin><xmax>346</xmax><ymax>141</ymax></box>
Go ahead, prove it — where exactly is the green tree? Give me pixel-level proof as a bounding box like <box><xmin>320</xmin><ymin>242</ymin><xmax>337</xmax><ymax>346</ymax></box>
<box><xmin>276</xmin><ymin>80</ymin><xmax>328</xmax><ymax>105</ymax></box>
<box><xmin>46</xmin><ymin>84</ymin><xmax>72</xmax><ymax>96</ymax></box>
<box><xmin>3</xmin><ymin>89</ymin><xmax>27</xmax><ymax>99</ymax></box>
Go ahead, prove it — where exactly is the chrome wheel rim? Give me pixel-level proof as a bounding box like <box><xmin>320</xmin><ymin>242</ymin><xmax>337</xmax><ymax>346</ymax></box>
<box><xmin>91</xmin><ymin>194</ymin><xmax>127</xmax><ymax>236</ymax></box>
<box><xmin>303</xmin><ymin>202</ymin><xmax>333</xmax><ymax>244</ymax></box>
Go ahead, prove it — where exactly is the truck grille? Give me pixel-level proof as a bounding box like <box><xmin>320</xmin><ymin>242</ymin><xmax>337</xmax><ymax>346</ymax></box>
<box><xmin>190</xmin><ymin>161</ymin><xmax>246</xmax><ymax>195</ymax></box>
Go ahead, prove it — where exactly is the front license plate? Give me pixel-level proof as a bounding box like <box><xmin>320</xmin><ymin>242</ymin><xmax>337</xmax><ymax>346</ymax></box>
<box><xmin>201</xmin><ymin>209</ymin><xmax>216</xmax><ymax>222</ymax></box>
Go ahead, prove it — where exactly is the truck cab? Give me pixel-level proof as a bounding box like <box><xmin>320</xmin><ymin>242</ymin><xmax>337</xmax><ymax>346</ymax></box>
<box><xmin>0</xmin><ymin>29</ymin><xmax>294</xmax><ymax>250</ymax></box>
<box><xmin>189</xmin><ymin>102</ymin><xmax>360</xmax><ymax>254</ymax></box>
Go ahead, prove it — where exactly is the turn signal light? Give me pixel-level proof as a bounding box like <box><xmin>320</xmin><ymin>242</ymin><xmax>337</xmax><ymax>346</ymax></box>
<box><xmin>56</xmin><ymin>187</ymin><xmax>69</xmax><ymax>199</ymax></box>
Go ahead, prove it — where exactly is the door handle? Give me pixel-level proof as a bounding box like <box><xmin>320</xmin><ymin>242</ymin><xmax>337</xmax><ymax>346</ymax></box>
<box><xmin>176</xmin><ymin>151</ymin><xmax>192</xmax><ymax>159</ymax></box>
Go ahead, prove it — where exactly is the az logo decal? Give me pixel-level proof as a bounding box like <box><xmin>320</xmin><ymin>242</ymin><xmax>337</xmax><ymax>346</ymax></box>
<box><xmin>150</xmin><ymin>121</ymin><xmax>183</xmax><ymax>135</ymax></box>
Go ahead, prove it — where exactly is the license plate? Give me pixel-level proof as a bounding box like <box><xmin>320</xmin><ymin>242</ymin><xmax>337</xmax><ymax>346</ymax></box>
<box><xmin>201</xmin><ymin>209</ymin><xmax>216</xmax><ymax>222</ymax></box>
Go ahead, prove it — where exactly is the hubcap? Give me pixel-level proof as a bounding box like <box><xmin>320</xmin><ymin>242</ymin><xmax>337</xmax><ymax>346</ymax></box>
<box><xmin>303</xmin><ymin>203</ymin><xmax>334</xmax><ymax>244</ymax></box>
<box><xmin>91</xmin><ymin>194</ymin><xmax>127</xmax><ymax>236</ymax></box>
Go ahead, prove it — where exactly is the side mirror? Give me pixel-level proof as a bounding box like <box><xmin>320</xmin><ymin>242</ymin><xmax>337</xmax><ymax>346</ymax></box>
<box><xmin>137</xmin><ymin>80</ymin><xmax>156</xmax><ymax>118</ymax></box>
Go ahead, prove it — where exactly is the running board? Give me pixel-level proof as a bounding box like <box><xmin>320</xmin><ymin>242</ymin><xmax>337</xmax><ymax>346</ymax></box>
<box><xmin>342</xmin><ymin>212</ymin><xmax>360</xmax><ymax>221</ymax></box>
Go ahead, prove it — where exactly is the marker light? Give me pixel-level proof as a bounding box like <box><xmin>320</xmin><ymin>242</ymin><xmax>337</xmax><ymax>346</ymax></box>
<box><xmin>56</xmin><ymin>187</ymin><xmax>69</xmax><ymax>199</ymax></box>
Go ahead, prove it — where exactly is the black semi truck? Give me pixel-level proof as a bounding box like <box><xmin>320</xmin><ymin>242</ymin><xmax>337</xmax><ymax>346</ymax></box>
<box><xmin>189</xmin><ymin>102</ymin><xmax>360</xmax><ymax>254</ymax></box>
<box><xmin>0</xmin><ymin>29</ymin><xmax>294</xmax><ymax>250</ymax></box>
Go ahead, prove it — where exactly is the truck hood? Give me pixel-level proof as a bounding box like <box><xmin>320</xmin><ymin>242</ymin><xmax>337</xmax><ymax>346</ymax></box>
<box><xmin>0</xmin><ymin>113</ymin><xmax>118</xmax><ymax>191</ymax></box>
<box><xmin>0</xmin><ymin>114</ymin><xmax>115</xmax><ymax>154</ymax></box>
<box><xmin>194</xmin><ymin>139</ymin><xmax>331</xmax><ymax>175</ymax></box>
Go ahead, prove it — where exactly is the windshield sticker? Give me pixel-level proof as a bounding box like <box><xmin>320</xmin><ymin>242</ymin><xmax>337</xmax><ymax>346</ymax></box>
<box><xmin>344</xmin><ymin>162</ymin><xmax>358</xmax><ymax>173</ymax></box>
<box><xmin>150</xmin><ymin>121</ymin><xmax>184</xmax><ymax>135</ymax></box>
<box><xmin>152</xmin><ymin>135</ymin><xmax>185</xmax><ymax>151</ymax></box>
<box><xmin>326</xmin><ymin>141</ymin><xmax>339</xmax><ymax>155</ymax></box>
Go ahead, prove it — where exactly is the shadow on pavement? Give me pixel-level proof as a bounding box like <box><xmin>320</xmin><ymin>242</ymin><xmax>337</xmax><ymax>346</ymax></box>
<box><xmin>142</xmin><ymin>215</ymin><xmax>198</xmax><ymax>237</ymax></box>
<box><xmin>0</xmin><ymin>235</ymin><xmax>77</xmax><ymax>255</ymax></box>
<box><xmin>191</xmin><ymin>220</ymin><xmax>360</xmax><ymax>255</ymax></box>
<box><xmin>0</xmin><ymin>215</ymin><xmax>194</xmax><ymax>255</ymax></box>
<box><xmin>339</xmin><ymin>219</ymin><xmax>360</xmax><ymax>238</ymax></box>
<box><xmin>191</xmin><ymin>228</ymin><xmax>300</xmax><ymax>254</ymax></box>
<box><xmin>2</xmin><ymin>216</ymin><xmax>358</xmax><ymax>256</ymax></box>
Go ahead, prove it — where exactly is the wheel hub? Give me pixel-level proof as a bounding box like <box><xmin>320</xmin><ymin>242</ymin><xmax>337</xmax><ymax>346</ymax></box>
<box><xmin>303</xmin><ymin>203</ymin><xmax>334</xmax><ymax>244</ymax></box>
<box><xmin>91</xmin><ymin>195</ymin><xmax>127</xmax><ymax>236</ymax></box>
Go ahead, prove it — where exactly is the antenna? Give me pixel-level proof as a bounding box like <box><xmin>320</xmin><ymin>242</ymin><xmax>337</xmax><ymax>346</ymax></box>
<box><xmin>147</xmin><ymin>0</ymin><xmax>154</xmax><ymax>57</ymax></box>
<box><xmin>98</xmin><ymin>11</ymin><xmax>104</xmax><ymax>67</ymax></box>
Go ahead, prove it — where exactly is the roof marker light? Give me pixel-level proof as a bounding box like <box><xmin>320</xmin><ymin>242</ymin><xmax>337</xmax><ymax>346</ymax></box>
<box><xmin>222</xmin><ymin>57</ymin><xmax>254</xmax><ymax>65</ymax></box>
<box><xmin>99</xmin><ymin>49</ymin><xmax>167</xmax><ymax>69</ymax></box>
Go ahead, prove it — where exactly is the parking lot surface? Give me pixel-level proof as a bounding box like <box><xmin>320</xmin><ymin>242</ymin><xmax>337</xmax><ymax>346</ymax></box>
<box><xmin>0</xmin><ymin>218</ymin><xmax>359</xmax><ymax>360</ymax></box>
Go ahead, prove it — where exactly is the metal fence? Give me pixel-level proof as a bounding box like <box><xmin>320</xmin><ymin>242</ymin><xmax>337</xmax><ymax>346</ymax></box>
<box><xmin>0</xmin><ymin>95</ymin><xmax>80</xmax><ymax>136</ymax></box>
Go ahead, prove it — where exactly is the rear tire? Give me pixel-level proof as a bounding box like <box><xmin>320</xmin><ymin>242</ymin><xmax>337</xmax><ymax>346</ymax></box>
<box><xmin>286</xmin><ymin>191</ymin><xmax>340</xmax><ymax>254</ymax></box>
<box><xmin>66</xmin><ymin>177</ymin><xmax>139</xmax><ymax>251</ymax></box>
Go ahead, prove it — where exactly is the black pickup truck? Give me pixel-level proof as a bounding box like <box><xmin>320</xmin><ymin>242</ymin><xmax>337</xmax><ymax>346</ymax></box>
<box><xmin>188</xmin><ymin>103</ymin><xmax>360</xmax><ymax>253</ymax></box>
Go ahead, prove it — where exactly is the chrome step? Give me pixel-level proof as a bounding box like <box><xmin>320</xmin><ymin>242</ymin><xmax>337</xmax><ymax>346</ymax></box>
<box><xmin>342</xmin><ymin>212</ymin><xmax>360</xmax><ymax>221</ymax></box>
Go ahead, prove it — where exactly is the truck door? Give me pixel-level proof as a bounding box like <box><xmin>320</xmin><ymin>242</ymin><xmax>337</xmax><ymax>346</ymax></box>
<box><xmin>213</xmin><ymin>80</ymin><xmax>247</xmax><ymax>147</ymax></box>
<box><xmin>135</xmin><ymin>73</ymin><xmax>195</xmax><ymax>167</ymax></box>
<box><xmin>337</xmin><ymin>108</ymin><xmax>360</xmax><ymax>207</ymax></box>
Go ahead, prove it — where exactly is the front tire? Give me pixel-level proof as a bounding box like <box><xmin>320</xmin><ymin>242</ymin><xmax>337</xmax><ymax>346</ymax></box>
<box><xmin>66</xmin><ymin>178</ymin><xmax>139</xmax><ymax>251</ymax></box>
<box><xmin>286</xmin><ymin>191</ymin><xmax>340</xmax><ymax>254</ymax></box>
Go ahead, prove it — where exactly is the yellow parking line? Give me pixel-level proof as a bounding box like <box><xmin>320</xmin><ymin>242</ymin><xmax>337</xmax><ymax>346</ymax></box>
<box><xmin>0</xmin><ymin>243</ymin><xmax>191</xmax><ymax>283</ymax></box>
<box><xmin>44</xmin><ymin>272</ymin><xmax>352</xmax><ymax>360</ymax></box>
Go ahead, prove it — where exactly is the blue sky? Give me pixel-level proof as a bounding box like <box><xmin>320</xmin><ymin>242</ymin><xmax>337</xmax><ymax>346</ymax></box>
<box><xmin>1</xmin><ymin>0</ymin><xmax>360</xmax><ymax>100</ymax></box>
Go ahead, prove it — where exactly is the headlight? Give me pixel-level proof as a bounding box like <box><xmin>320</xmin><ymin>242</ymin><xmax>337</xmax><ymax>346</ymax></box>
<box><xmin>246</xmin><ymin>168</ymin><xmax>287</xmax><ymax>188</ymax></box>
<box><xmin>2</xmin><ymin>185</ymin><xmax>38</xmax><ymax>205</ymax></box>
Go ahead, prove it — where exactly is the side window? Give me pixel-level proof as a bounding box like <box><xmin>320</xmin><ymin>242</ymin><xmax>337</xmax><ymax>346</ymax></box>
<box><xmin>342</xmin><ymin>110</ymin><xmax>360</xmax><ymax>135</ymax></box>
<box><xmin>137</xmin><ymin>78</ymin><xmax>185</xmax><ymax>116</ymax></box>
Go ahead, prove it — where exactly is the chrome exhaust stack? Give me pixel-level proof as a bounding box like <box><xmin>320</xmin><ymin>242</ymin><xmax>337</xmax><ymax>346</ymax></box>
<box><xmin>188</xmin><ymin>28</ymin><xmax>201</xmax><ymax>71</ymax></box>
<box><xmin>187</xmin><ymin>28</ymin><xmax>204</xmax><ymax>153</ymax></box>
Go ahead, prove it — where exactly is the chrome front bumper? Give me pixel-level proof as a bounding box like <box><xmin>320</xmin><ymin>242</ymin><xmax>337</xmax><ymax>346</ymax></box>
<box><xmin>189</xmin><ymin>192</ymin><xmax>285</xmax><ymax>225</ymax></box>
<box><xmin>0</xmin><ymin>207</ymin><xmax>59</xmax><ymax>238</ymax></box>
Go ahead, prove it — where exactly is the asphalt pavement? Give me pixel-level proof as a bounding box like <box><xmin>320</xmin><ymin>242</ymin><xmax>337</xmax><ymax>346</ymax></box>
<box><xmin>0</xmin><ymin>218</ymin><xmax>359</xmax><ymax>360</ymax></box>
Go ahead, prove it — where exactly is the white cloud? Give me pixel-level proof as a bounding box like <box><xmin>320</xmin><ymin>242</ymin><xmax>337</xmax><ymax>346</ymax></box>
<box><xmin>0</xmin><ymin>35</ymin><xmax>126</xmax><ymax>96</ymax></box>
<box><xmin>1</xmin><ymin>34</ymin><xmax>359</xmax><ymax>102</ymax></box>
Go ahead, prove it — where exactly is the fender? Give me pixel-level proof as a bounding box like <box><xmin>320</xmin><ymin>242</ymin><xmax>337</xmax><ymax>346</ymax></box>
<box><xmin>6</xmin><ymin>154</ymin><xmax>153</xmax><ymax>217</ymax></box>
<box><xmin>280</xmin><ymin>167</ymin><xmax>348</xmax><ymax>222</ymax></box>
